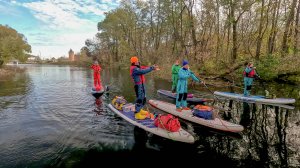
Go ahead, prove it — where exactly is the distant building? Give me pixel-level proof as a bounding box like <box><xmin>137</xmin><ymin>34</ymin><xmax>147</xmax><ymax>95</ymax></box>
<box><xmin>6</xmin><ymin>58</ymin><xmax>19</xmax><ymax>65</ymax></box>
<box><xmin>51</xmin><ymin>57</ymin><xmax>57</xmax><ymax>63</ymax></box>
<box><xmin>75</xmin><ymin>53</ymin><xmax>80</xmax><ymax>61</ymax></box>
<box><xmin>57</xmin><ymin>56</ymin><xmax>69</xmax><ymax>62</ymax></box>
<box><xmin>26</xmin><ymin>55</ymin><xmax>40</xmax><ymax>63</ymax></box>
<box><xmin>28</xmin><ymin>56</ymin><xmax>37</xmax><ymax>61</ymax></box>
<box><xmin>69</xmin><ymin>49</ymin><xmax>75</xmax><ymax>61</ymax></box>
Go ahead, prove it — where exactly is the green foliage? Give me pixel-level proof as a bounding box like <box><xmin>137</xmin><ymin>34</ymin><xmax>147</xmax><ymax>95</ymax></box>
<box><xmin>201</xmin><ymin>58</ymin><xmax>221</xmax><ymax>75</ymax></box>
<box><xmin>80</xmin><ymin>0</ymin><xmax>300</xmax><ymax>82</ymax></box>
<box><xmin>255</xmin><ymin>55</ymin><xmax>280</xmax><ymax>80</ymax></box>
<box><xmin>254</xmin><ymin>54</ymin><xmax>300</xmax><ymax>82</ymax></box>
<box><xmin>0</xmin><ymin>25</ymin><xmax>31</xmax><ymax>64</ymax></box>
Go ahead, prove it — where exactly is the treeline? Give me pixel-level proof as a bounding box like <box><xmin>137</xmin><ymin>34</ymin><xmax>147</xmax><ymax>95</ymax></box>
<box><xmin>0</xmin><ymin>25</ymin><xmax>31</xmax><ymax>67</ymax></box>
<box><xmin>82</xmin><ymin>0</ymin><xmax>300</xmax><ymax>80</ymax></box>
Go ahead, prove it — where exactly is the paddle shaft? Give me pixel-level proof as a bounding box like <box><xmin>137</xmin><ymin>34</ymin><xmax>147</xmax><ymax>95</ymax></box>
<box><xmin>203</xmin><ymin>83</ymin><xmax>222</xmax><ymax>102</ymax></box>
<box><xmin>192</xmin><ymin>73</ymin><xmax>221</xmax><ymax>102</ymax></box>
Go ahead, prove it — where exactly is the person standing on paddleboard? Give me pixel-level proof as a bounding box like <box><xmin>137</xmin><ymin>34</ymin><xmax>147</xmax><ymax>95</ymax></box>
<box><xmin>176</xmin><ymin>60</ymin><xmax>204</xmax><ymax>112</ymax></box>
<box><xmin>130</xmin><ymin>56</ymin><xmax>159</xmax><ymax>120</ymax></box>
<box><xmin>91</xmin><ymin>60</ymin><xmax>102</xmax><ymax>91</ymax></box>
<box><xmin>171</xmin><ymin>59</ymin><xmax>181</xmax><ymax>93</ymax></box>
<box><xmin>243</xmin><ymin>62</ymin><xmax>260</xmax><ymax>96</ymax></box>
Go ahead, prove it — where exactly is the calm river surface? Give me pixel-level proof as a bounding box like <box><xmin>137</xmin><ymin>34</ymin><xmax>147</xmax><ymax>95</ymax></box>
<box><xmin>0</xmin><ymin>65</ymin><xmax>299</xmax><ymax>167</ymax></box>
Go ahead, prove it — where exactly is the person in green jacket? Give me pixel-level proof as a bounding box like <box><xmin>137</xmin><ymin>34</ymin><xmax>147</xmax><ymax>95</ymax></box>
<box><xmin>171</xmin><ymin>59</ymin><xmax>181</xmax><ymax>93</ymax></box>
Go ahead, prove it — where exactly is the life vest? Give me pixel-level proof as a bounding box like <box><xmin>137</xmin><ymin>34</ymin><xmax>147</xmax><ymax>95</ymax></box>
<box><xmin>243</xmin><ymin>68</ymin><xmax>256</xmax><ymax>78</ymax></box>
<box><xmin>130</xmin><ymin>65</ymin><xmax>146</xmax><ymax>85</ymax></box>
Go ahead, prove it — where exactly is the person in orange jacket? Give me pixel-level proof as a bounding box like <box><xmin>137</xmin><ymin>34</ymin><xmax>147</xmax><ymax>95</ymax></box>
<box><xmin>130</xmin><ymin>56</ymin><xmax>159</xmax><ymax>119</ymax></box>
<box><xmin>91</xmin><ymin>60</ymin><xmax>102</xmax><ymax>91</ymax></box>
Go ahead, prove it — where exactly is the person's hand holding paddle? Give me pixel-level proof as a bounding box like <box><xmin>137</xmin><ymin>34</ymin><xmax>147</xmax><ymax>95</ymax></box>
<box><xmin>153</xmin><ymin>64</ymin><xmax>160</xmax><ymax>70</ymax></box>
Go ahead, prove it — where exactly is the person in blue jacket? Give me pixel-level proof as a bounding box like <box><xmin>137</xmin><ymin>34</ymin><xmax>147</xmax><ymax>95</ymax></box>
<box><xmin>176</xmin><ymin>60</ymin><xmax>204</xmax><ymax>112</ymax></box>
<box><xmin>130</xmin><ymin>56</ymin><xmax>159</xmax><ymax>119</ymax></box>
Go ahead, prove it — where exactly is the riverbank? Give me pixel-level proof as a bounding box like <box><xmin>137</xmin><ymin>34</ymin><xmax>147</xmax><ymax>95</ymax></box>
<box><xmin>39</xmin><ymin>59</ymin><xmax>93</xmax><ymax>68</ymax></box>
<box><xmin>152</xmin><ymin>55</ymin><xmax>300</xmax><ymax>85</ymax></box>
<box><xmin>0</xmin><ymin>66</ymin><xmax>26</xmax><ymax>80</ymax></box>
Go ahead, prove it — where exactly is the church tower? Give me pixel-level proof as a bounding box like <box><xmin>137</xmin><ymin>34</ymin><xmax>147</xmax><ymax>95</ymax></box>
<box><xmin>69</xmin><ymin>49</ymin><xmax>75</xmax><ymax>61</ymax></box>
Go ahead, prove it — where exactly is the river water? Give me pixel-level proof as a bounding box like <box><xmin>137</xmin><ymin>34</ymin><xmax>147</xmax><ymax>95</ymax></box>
<box><xmin>0</xmin><ymin>65</ymin><xmax>299</xmax><ymax>167</ymax></box>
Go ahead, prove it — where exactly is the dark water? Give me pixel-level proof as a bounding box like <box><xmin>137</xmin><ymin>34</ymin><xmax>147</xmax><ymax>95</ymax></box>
<box><xmin>0</xmin><ymin>65</ymin><xmax>299</xmax><ymax>168</ymax></box>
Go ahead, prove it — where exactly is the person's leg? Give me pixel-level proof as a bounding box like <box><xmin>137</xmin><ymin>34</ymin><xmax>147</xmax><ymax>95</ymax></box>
<box><xmin>135</xmin><ymin>85</ymin><xmax>143</xmax><ymax>113</ymax></box>
<box><xmin>142</xmin><ymin>85</ymin><xmax>146</xmax><ymax>106</ymax></box>
<box><xmin>174</xmin><ymin>75</ymin><xmax>178</xmax><ymax>93</ymax></box>
<box><xmin>244</xmin><ymin>78</ymin><xmax>253</xmax><ymax>96</ymax></box>
<box><xmin>139</xmin><ymin>85</ymin><xmax>148</xmax><ymax>114</ymax></box>
<box><xmin>247</xmin><ymin>78</ymin><xmax>253</xmax><ymax>96</ymax></box>
<box><xmin>96</xmin><ymin>74</ymin><xmax>101</xmax><ymax>88</ymax></box>
<box><xmin>97</xmin><ymin>74</ymin><xmax>102</xmax><ymax>89</ymax></box>
<box><xmin>243</xmin><ymin>78</ymin><xmax>249</xmax><ymax>96</ymax></box>
<box><xmin>172</xmin><ymin>75</ymin><xmax>178</xmax><ymax>93</ymax></box>
<box><xmin>176</xmin><ymin>93</ymin><xmax>183</xmax><ymax>111</ymax></box>
<box><xmin>246</xmin><ymin>82</ymin><xmax>252</xmax><ymax>96</ymax></box>
<box><xmin>172</xmin><ymin>75</ymin><xmax>176</xmax><ymax>92</ymax></box>
<box><xmin>135</xmin><ymin>85</ymin><xmax>147</xmax><ymax>119</ymax></box>
<box><xmin>134</xmin><ymin>85</ymin><xmax>138</xmax><ymax>97</ymax></box>
<box><xmin>93</xmin><ymin>73</ymin><xmax>97</xmax><ymax>88</ymax></box>
<box><xmin>182</xmin><ymin>93</ymin><xmax>189</xmax><ymax>110</ymax></box>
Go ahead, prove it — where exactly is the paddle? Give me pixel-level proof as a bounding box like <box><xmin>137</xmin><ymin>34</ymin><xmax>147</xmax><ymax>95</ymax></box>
<box><xmin>254</xmin><ymin>70</ymin><xmax>274</xmax><ymax>98</ymax></box>
<box><xmin>202</xmin><ymin>82</ymin><xmax>223</xmax><ymax>102</ymax></box>
<box><xmin>191</xmin><ymin>73</ymin><xmax>234</xmax><ymax>113</ymax></box>
<box><xmin>191</xmin><ymin>72</ymin><xmax>222</xmax><ymax>102</ymax></box>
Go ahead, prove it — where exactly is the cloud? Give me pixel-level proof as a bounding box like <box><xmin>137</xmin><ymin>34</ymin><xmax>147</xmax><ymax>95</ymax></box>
<box><xmin>22</xmin><ymin>0</ymin><xmax>118</xmax><ymax>29</ymax></box>
<box><xmin>15</xmin><ymin>0</ymin><xmax>120</xmax><ymax>58</ymax></box>
<box><xmin>0</xmin><ymin>0</ymin><xmax>22</xmax><ymax>16</ymax></box>
<box><xmin>23</xmin><ymin>0</ymin><xmax>90</xmax><ymax>30</ymax></box>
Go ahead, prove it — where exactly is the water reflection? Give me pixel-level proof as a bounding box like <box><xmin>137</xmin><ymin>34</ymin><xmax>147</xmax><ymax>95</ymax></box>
<box><xmin>93</xmin><ymin>99</ymin><xmax>106</xmax><ymax>116</ymax></box>
<box><xmin>206</xmin><ymin>100</ymin><xmax>299</xmax><ymax>168</ymax></box>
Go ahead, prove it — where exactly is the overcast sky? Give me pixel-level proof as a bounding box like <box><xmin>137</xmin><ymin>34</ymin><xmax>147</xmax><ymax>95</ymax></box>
<box><xmin>0</xmin><ymin>0</ymin><xmax>120</xmax><ymax>58</ymax></box>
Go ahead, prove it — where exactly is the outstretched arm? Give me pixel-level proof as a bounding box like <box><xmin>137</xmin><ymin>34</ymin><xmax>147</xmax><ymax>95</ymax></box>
<box><xmin>190</xmin><ymin>72</ymin><xmax>200</xmax><ymax>82</ymax></box>
<box><xmin>132</xmin><ymin>66</ymin><xmax>154</xmax><ymax>75</ymax></box>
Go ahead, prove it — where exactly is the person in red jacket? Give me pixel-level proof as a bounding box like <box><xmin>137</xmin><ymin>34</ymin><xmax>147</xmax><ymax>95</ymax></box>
<box><xmin>91</xmin><ymin>60</ymin><xmax>102</xmax><ymax>91</ymax></box>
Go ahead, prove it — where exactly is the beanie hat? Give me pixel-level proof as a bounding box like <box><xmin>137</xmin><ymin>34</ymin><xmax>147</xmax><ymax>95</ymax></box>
<box><xmin>130</xmin><ymin>56</ymin><xmax>138</xmax><ymax>63</ymax></box>
<box><xmin>182</xmin><ymin>60</ymin><xmax>188</xmax><ymax>66</ymax></box>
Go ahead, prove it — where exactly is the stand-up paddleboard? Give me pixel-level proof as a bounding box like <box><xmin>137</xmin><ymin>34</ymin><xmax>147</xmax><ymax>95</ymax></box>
<box><xmin>157</xmin><ymin>89</ymin><xmax>209</xmax><ymax>103</ymax></box>
<box><xmin>149</xmin><ymin>99</ymin><xmax>244</xmax><ymax>133</ymax></box>
<box><xmin>255</xmin><ymin>102</ymin><xmax>295</xmax><ymax>110</ymax></box>
<box><xmin>107</xmin><ymin>102</ymin><xmax>195</xmax><ymax>143</ymax></box>
<box><xmin>214</xmin><ymin>91</ymin><xmax>296</xmax><ymax>104</ymax></box>
<box><xmin>91</xmin><ymin>86</ymin><xmax>108</xmax><ymax>99</ymax></box>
